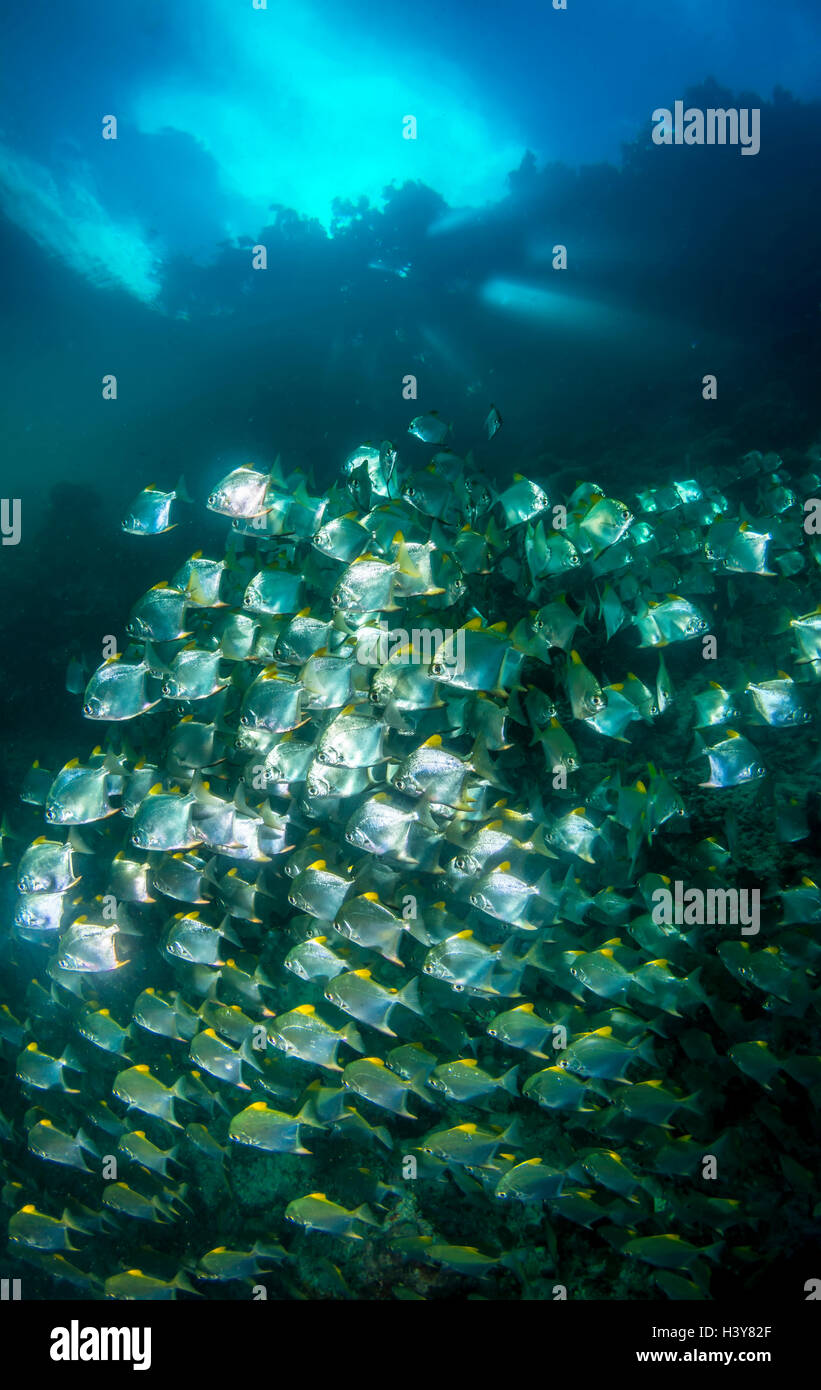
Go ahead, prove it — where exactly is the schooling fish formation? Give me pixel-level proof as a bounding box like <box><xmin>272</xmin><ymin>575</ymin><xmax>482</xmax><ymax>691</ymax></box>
<box><xmin>2</xmin><ymin>428</ymin><xmax>820</xmax><ymax>1300</ymax></box>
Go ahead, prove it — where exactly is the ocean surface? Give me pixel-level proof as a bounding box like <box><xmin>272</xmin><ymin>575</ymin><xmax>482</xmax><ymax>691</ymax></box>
<box><xmin>0</xmin><ymin>1</ymin><xmax>819</xmax><ymax>1307</ymax></box>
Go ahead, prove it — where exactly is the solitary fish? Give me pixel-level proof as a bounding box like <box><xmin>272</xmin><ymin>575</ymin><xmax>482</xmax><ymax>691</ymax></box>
<box><xmin>122</xmin><ymin>477</ymin><xmax>192</xmax><ymax>536</ymax></box>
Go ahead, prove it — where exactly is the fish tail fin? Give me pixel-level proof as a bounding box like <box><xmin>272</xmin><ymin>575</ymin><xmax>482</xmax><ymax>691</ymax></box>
<box><xmin>353</xmin><ymin>1203</ymin><xmax>382</xmax><ymax>1228</ymax></box>
<box><xmin>500</xmin><ymin>1064</ymin><xmax>520</xmax><ymax>1095</ymax></box>
<box><xmin>501</xmin><ymin>1116</ymin><xmax>525</xmax><ymax>1147</ymax></box>
<box><xmin>342</xmin><ymin>1021</ymin><xmax>366</xmax><ymax>1053</ymax></box>
<box><xmin>396</xmin><ymin>976</ymin><xmax>425</xmax><ymax>1018</ymax></box>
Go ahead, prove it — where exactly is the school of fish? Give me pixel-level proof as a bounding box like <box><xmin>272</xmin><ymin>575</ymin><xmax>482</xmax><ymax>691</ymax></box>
<box><xmin>1</xmin><ymin>419</ymin><xmax>820</xmax><ymax>1300</ymax></box>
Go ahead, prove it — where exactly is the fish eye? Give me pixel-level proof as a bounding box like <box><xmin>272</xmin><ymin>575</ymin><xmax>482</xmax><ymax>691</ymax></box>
<box><xmin>452</xmin><ymin>984</ymin><xmax>464</xmax><ymax>993</ymax></box>
<box><xmin>431</xmin><ymin>662</ymin><xmax>445</xmax><ymax>676</ymax></box>
<box><xmin>243</xmin><ymin>593</ymin><xmax>253</xmax><ymax>607</ymax></box>
<box><xmin>570</xmin><ymin>553</ymin><xmax>580</xmax><ymax>566</ymax></box>
<box><xmin>208</xmin><ymin>494</ymin><xmax>218</xmax><ymax>507</ymax></box>
<box><xmin>423</xmin><ymin>963</ymin><xmax>433</xmax><ymax>973</ymax></box>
